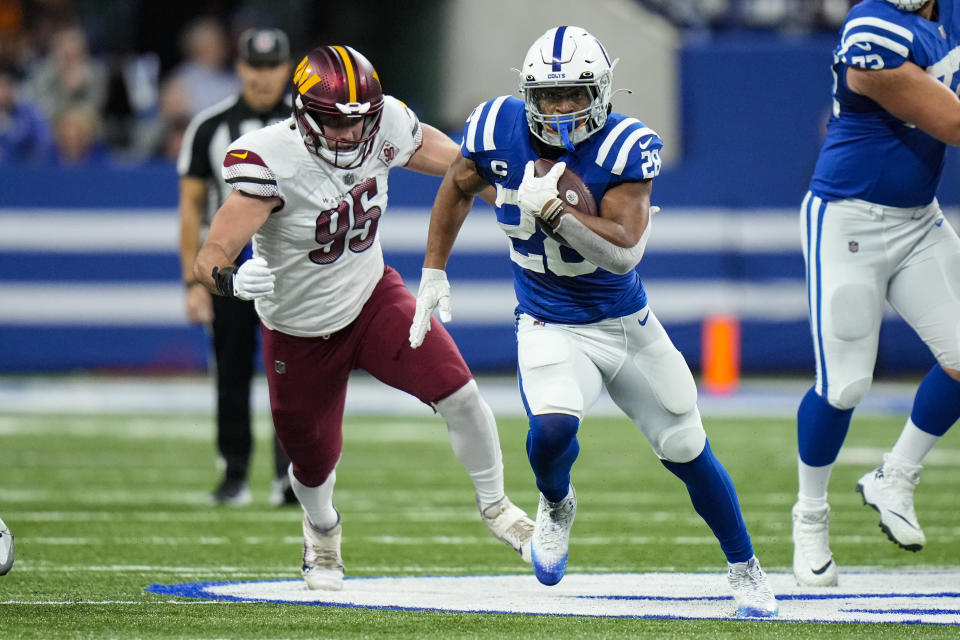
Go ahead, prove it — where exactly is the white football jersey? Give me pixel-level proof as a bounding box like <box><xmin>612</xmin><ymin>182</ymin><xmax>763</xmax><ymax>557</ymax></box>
<box><xmin>221</xmin><ymin>95</ymin><xmax>423</xmax><ymax>337</ymax></box>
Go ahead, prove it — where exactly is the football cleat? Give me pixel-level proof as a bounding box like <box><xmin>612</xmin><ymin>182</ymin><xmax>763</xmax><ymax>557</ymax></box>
<box><xmin>856</xmin><ymin>453</ymin><xmax>925</xmax><ymax>551</ymax></box>
<box><xmin>728</xmin><ymin>556</ymin><xmax>778</xmax><ymax>618</ymax></box>
<box><xmin>478</xmin><ymin>495</ymin><xmax>534</xmax><ymax>563</ymax></box>
<box><xmin>0</xmin><ymin>517</ymin><xmax>13</xmax><ymax>576</ymax></box>
<box><xmin>532</xmin><ymin>485</ymin><xmax>577</xmax><ymax>586</ymax></box>
<box><xmin>210</xmin><ymin>476</ymin><xmax>251</xmax><ymax>507</ymax></box>
<box><xmin>792</xmin><ymin>502</ymin><xmax>838</xmax><ymax>586</ymax></box>
<box><xmin>301</xmin><ymin>513</ymin><xmax>344</xmax><ymax>590</ymax></box>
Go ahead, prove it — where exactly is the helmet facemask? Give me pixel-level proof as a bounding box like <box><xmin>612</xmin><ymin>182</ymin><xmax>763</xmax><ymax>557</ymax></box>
<box><xmin>883</xmin><ymin>0</ymin><xmax>929</xmax><ymax>11</ymax></box>
<box><xmin>524</xmin><ymin>74</ymin><xmax>610</xmax><ymax>150</ymax></box>
<box><xmin>294</xmin><ymin>93</ymin><xmax>382</xmax><ymax>169</ymax></box>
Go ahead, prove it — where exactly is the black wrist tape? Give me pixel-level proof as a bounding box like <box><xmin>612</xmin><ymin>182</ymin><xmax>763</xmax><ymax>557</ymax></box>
<box><xmin>212</xmin><ymin>266</ymin><xmax>236</xmax><ymax>298</ymax></box>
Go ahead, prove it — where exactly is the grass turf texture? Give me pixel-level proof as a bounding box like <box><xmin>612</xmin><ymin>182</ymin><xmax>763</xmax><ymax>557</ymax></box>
<box><xmin>0</xmin><ymin>409</ymin><xmax>958</xmax><ymax>639</ymax></box>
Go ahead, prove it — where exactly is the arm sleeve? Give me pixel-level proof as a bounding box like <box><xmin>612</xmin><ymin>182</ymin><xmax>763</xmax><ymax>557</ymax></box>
<box><xmin>554</xmin><ymin>214</ymin><xmax>651</xmax><ymax>275</ymax></box>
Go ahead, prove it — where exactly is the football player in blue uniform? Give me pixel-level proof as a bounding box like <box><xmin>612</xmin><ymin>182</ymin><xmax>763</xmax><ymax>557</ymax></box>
<box><xmin>795</xmin><ymin>0</ymin><xmax>960</xmax><ymax>587</ymax></box>
<box><xmin>409</xmin><ymin>26</ymin><xmax>777</xmax><ymax>618</ymax></box>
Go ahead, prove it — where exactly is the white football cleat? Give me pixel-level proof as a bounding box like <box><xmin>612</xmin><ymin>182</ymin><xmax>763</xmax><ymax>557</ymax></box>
<box><xmin>727</xmin><ymin>555</ymin><xmax>778</xmax><ymax>618</ymax></box>
<box><xmin>532</xmin><ymin>485</ymin><xmax>577</xmax><ymax>586</ymax></box>
<box><xmin>857</xmin><ymin>453</ymin><xmax>925</xmax><ymax>551</ymax></box>
<box><xmin>301</xmin><ymin>514</ymin><xmax>344</xmax><ymax>590</ymax></box>
<box><xmin>0</xmin><ymin>517</ymin><xmax>13</xmax><ymax>576</ymax></box>
<box><xmin>478</xmin><ymin>495</ymin><xmax>534</xmax><ymax>563</ymax></box>
<box><xmin>792</xmin><ymin>502</ymin><xmax>838</xmax><ymax>586</ymax></box>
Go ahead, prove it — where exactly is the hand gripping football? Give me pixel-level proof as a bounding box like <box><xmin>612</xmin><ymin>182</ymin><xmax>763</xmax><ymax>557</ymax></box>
<box><xmin>533</xmin><ymin>158</ymin><xmax>597</xmax><ymax>246</ymax></box>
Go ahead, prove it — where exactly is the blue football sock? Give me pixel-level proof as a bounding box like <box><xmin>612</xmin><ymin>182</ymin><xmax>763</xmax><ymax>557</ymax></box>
<box><xmin>911</xmin><ymin>365</ymin><xmax>960</xmax><ymax>437</ymax></box>
<box><xmin>526</xmin><ymin>413</ymin><xmax>580</xmax><ymax>503</ymax></box>
<box><xmin>797</xmin><ymin>386</ymin><xmax>853</xmax><ymax>467</ymax></box>
<box><xmin>661</xmin><ymin>440</ymin><xmax>753</xmax><ymax>564</ymax></box>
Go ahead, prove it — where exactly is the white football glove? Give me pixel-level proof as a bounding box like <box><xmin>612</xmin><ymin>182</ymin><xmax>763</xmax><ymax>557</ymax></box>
<box><xmin>233</xmin><ymin>256</ymin><xmax>275</xmax><ymax>300</ymax></box>
<box><xmin>517</xmin><ymin>160</ymin><xmax>566</xmax><ymax>219</ymax></box>
<box><xmin>409</xmin><ymin>268</ymin><xmax>452</xmax><ymax>349</ymax></box>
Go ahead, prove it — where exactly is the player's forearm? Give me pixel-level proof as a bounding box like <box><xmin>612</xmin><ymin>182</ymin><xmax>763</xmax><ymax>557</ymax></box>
<box><xmin>423</xmin><ymin>179</ymin><xmax>472</xmax><ymax>270</ymax></box>
<box><xmin>194</xmin><ymin>243</ymin><xmax>235</xmax><ymax>293</ymax></box>
<box><xmin>555</xmin><ymin>215</ymin><xmax>650</xmax><ymax>275</ymax></box>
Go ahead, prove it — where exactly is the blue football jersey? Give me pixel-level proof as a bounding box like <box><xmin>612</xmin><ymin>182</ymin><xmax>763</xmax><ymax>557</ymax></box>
<box><xmin>461</xmin><ymin>96</ymin><xmax>662</xmax><ymax>324</ymax></box>
<box><xmin>810</xmin><ymin>0</ymin><xmax>960</xmax><ymax>207</ymax></box>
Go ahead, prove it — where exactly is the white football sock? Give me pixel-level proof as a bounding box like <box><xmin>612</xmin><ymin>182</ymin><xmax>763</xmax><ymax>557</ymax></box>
<box><xmin>436</xmin><ymin>379</ymin><xmax>505</xmax><ymax>508</ymax></box>
<box><xmin>890</xmin><ymin>419</ymin><xmax>941</xmax><ymax>466</ymax></box>
<box><xmin>289</xmin><ymin>464</ymin><xmax>339</xmax><ymax>531</ymax></box>
<box><xmin>797</xmin><ymin>458</ymin><xmax>831</xmax><ymax>509</ymax></box>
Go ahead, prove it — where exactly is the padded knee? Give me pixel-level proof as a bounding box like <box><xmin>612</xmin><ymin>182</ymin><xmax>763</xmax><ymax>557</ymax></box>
<box><xmin>828</xmin><ymin>376</ymin><xmax>872</xmax><ymax>410</ymax></box>
<box><xmin>656</xmin><ymin>421</ymin><xmax>707</xmax><ymax>463</ymax></box>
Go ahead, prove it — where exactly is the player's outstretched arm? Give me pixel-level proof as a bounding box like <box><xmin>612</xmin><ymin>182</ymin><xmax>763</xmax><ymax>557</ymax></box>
<box><xmin>847</xmin><ymin>62</ymin><xmax>960</xmax><ymax>145</ymax></box>
<box><xmin>409</xmin><ymin>154</ymin><xmax>489</xmax><ymax>348</ymax></box>
<box><xmin>195</xmin><ymin>191</ymin><xmax>278</xmax><ymax>297</ymax></box>
<box><xmin>405</xmin><ymin>124</ymin><xmax>461</xmax><ymax>177</ymax></box>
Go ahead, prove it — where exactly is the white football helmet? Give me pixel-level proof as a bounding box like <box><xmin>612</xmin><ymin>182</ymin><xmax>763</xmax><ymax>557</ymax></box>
<box><xmin>883</xmin><ymin>0</ymin><xmax>929</xmax><ymax>10</ymax></box>
<box><xmin>519</xmin><ymin>26</ymin><xmax>616</xmax><ymax>150</ymax></box>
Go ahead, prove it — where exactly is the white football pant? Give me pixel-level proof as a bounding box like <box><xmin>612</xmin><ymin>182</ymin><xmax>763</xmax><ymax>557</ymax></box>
<box><xmin>516</xmin><ymin>307</ymin><xmax>706</xmax><ymax>463</ymax></box>
<box><xmin>801</xmin><ymin>193</ymin><xmax>960</xmax><ymax>410</ymax></box>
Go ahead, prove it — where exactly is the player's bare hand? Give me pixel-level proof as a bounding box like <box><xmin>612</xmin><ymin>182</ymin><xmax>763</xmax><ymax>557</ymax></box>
<box><xmin>517</xmin><ymin>160</ymin><xmax>565</xmax><ymax>219</ymax></box>
<box><xmin>185</xmin><ymin>283</ymin><xmax>213</xmax><ymax>324</ymax></box>
<box><xmin>233</xmin><ymin>256</ymin><xmax>275</xmax><ymax>300</ymax></box>
<box><xmin>409</xmin><ymin>268</ymin><xmax>451</xmax><ymax>348</ymax></box>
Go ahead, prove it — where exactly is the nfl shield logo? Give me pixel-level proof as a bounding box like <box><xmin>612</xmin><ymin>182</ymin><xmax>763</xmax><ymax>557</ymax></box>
<box><xmin>848</xmin><ymin>240</ymin><xmax>859</xmax><ymax>253</ymax></box>
<box><xmin>274</xmin><ymin>360</ymin><xmax>286</xmax><ymax>374</ymax></box>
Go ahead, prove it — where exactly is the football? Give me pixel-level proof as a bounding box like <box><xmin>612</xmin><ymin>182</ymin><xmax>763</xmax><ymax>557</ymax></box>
<box><xmin>533</xmin><ymin>158</ymin><xmax>598</xmax><ymax>246</ymax></box>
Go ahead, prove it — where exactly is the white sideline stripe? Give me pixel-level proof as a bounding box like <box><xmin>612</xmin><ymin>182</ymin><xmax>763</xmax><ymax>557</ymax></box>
<box><xmin>4</xmin><ymin>207</ymin><xmax>958</xmax><ymax>253</ymax></box>
<box><xmin>0</xmin><ymin>280</ymin><xmax>818</xmax><ymax>324</ymax></box>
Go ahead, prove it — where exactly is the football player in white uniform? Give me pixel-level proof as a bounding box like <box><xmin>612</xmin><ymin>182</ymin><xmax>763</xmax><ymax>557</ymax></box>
<box><xmin>194</xmin><ymin>44</ymin><xmax>533</xmax><ymax>590</ymax></box>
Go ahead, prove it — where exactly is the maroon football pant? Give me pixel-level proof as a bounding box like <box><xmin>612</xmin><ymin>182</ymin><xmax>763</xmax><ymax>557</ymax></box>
<box><xmin>261</xmin><ymin>266</ymin><xmax>473</xmax><ymax>487</ymax></box>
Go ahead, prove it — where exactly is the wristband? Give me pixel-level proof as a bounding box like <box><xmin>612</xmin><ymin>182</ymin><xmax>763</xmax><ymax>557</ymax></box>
<box><xmin>541</xmin><ymin>198</ymin><xmax>565</xmax><ymax>228</ymax></box>
<box><xmin>211</xmin><ymin>266</ymin><xmax>236</xmax><ymax>298</ymax></box>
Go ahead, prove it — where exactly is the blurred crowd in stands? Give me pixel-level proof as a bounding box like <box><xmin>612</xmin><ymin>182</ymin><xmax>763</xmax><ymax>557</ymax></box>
<box><xmin>639</xmin><ymin>0</ymin><xmax>857</xmax><ymax>31</ymax></box>
<box><xmin>0</xmin><ymin>0</ymin><xmax>857</xmax><ymax>168</ymax></box>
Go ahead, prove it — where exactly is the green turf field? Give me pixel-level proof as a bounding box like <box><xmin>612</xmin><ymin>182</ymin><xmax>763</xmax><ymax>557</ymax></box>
<box><xmin>0</xmin><ymin>407</ymin><xmax>958</xmax><ymax>639</ymax></box>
